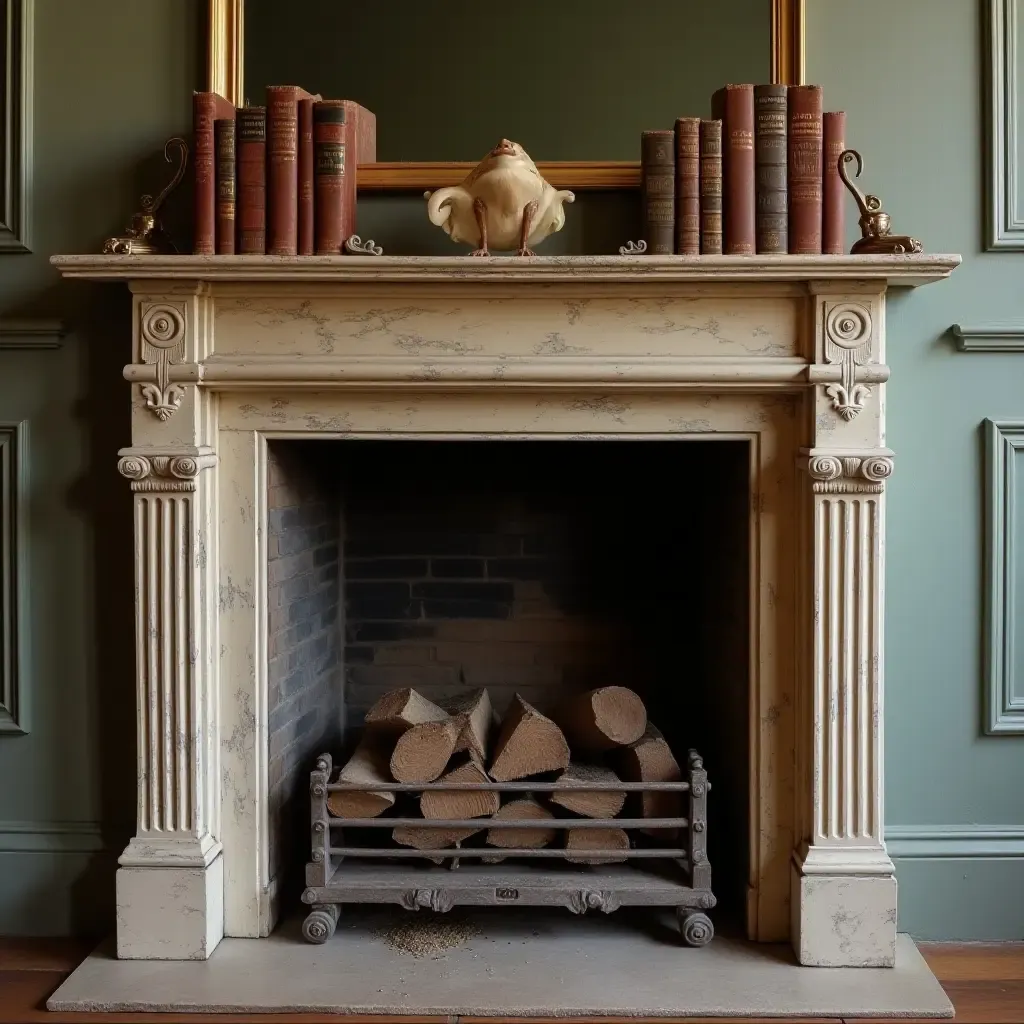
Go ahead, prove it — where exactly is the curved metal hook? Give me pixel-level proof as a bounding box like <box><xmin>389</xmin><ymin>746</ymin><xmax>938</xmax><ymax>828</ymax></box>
<box><xmin>837</xmin><ymin>148</ymin><xmax>881</xmax><ymax>217</ymax></box>
<box><xmin>141</xmin><ymin>137</ymin><xmax>189</xmax><ymax>215</ymax></box>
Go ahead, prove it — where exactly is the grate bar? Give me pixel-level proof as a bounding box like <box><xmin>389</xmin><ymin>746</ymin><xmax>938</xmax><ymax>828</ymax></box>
<box><xmin>327</xmin><ymin>847</ymin><xmax>689</xmax><ymax>859</ymax></box>
<box><xmin>324</xmin><ymin>780</ymin><xmax>690</xmax><ymax>793</ymax></box>
<box><xmin>328</xmin><ymin>816</ymin><xmax>688</xmax><ymax>829</ymax></box>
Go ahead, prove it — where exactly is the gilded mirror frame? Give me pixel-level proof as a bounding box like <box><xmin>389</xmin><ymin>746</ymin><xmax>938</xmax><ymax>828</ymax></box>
<box><xmin>206</xmin><ymin>0</ymin><xmax>805</xmax><ymax>191</ymax></box>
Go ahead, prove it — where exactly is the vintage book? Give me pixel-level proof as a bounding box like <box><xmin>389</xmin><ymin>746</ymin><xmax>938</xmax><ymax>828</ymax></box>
<box><xmin>298</xmin><ymin>96</ymin><xmax>315</xmax><ymax>255</ymax></box>
<box><xmin>313</xmin><ymin>100</ymin><xmax>348</xmax><ymax>255</ymax></box>
<box><xmin>711</xmin><ymin>84</ymin><xmax>756</xmax><ymax>255</ymax></box>
<box><xmin>341</xmin><ymin>100</ymin><xmax>377</xmax><ymax>237</ymax></box>
<box><xmin>787</xmin><ymin>84</ymin><xmax>824</xmax><ymax>254</ymax></box>
<box><xmin>754</xmin><ymin>84</ymin><xmax>788</xmax><ymax>254</ymax></box>
<box><xmin>266</xmin><ymin>85</ymin><xmax>319</xmax><ymax>256</ymax></box>
<box><xmin>214</xmin><ymin>118</ymin><xmax>236</xmax><ymax>255</ymax></box>
<box><xmin>236</xmin><ymin>106</ymin><xmax>267</xmax><ymax>254</ymax></box>
<box><xmin>674</xmin><ymin>117</ymin><xmax>701</xmax><ymax>255</ymax></box>
<box><xmin>822</xmin><ymin>110</ymin><xmax>847</xmax><ymax>254</ymax></box>
<box><xmin>641</xmin><ymin>130</ymin><xmax>675</xmax><ymax>256</ymax></box>
<box><xmin>192</xmin><ymin>90</ymin><xmax>235</xmax><ymax>255</ymax></box>
<box><xmin>699</xmin><ymin>119</ymin><xmax>723</xmax><ymax>255</ymax></box>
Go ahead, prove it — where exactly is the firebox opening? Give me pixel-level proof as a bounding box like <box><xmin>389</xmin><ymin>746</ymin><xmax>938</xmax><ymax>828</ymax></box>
<box><xmin>265</xmin><ymin>438</ymin><xmax>750</xmax><ymax>928</ymax></box>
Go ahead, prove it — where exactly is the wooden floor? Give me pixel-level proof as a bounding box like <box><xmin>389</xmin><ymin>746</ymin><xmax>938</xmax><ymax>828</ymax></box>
<box><xmin>0</xmin><ymin>938</ymin><xmax>1021</xmax><ymax>1023</ymax></box>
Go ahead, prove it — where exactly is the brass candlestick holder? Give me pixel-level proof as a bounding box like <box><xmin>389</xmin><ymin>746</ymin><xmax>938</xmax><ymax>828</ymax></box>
<box><xmin>103</xmin><ymin>137</ymin><xmax>188</xmax><ymax>255</ymax></box>
<box><xmin>838</xmin><ymin>148</ymin><xmax>922</xmax><ymax>255</ymax></box>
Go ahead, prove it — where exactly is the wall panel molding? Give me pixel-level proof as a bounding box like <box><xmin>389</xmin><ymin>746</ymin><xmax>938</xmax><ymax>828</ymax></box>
<box><xmin>952</xmin><ymin>323</ymin><xmax>1024</xmax><ymax>351</ymax></box>
<box><xmin>0</xmin><ymin>820</ymin><xmax>106</xmax><ymax>854</ymax></box>
<box><xmin>0</xmin><ymin>0</ymin><xmax>32</xmax><ymax>252</ymax></box>
<box><xmin>887</xmin><ymin>824</ymin><xmax>1024</xmax><ymax>858</ymax></box>
<box><xmin>984</xmin><ymin>419</ymin><xmax>1024</xmax><ymax>733</ymax></box>
<box><xmin>0</xmin><ymin>318</ymin><xmax>64</xmax><ymax>349</ymax></box>
<box><xmin>0</xmin><ymin>420</ymin><xmax>27</xmax><ymax>733</ymax></box>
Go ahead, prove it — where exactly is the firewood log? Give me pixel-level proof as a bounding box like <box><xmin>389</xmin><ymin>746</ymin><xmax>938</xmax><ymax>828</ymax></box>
<box><xmin>489</xmin><ymin>695</ymin><xmax>570</xmax><ymax>781</ymax></box>
<box><xmin>389</xmin><ymin>715</ymin><xmax>463</xmax><ymax>784</ymax></box>
<box><xmin>364</xmin><ymin>687</ymin><xmax>448</xmax><ymax>737</ymax></box>
<box><xmin>326</xmin><ymin>734</ymin><xmax>395</xmax><ymax>819</ymax></box>
<box><xmin>443</xmin><ymin>688</ymin><xmax>493</xmax><ymax>761</ymax></box>
<box><xmin>420</xmin><ymin>754</ymin><xmax>499</xmax><ymax>821</ymax></box>
<box><xmin>552</xmin><ymin>686</ymin><xmax>647</xmax><ymax>753</ymax></box>
<box><xmin>565</xmin><ymin>826</ymin><xmax>630</xmax><ymax>864</ymax></box>
<box><xmin>392</xmin><ymin>823</ymin><xmax>480</xmax><ymax>864</ymax></box>
<box><xmin>550</xmin><ymin>762</ymin><xmax>626</xmax><ymax>819</ymax></box>
<box><xmin>615</xmin><ymin>723</ymin><xmax>682</xmax><ymax>835</ymax></box>
<box><xmin>486</xmin><ymin>797</ymin><xmax>556</xmax><ymax>849</ymax></box>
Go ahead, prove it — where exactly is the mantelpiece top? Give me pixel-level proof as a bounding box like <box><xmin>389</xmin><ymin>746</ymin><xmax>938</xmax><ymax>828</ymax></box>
<box><xmin>50</xmin><ymin>253</ymin><xmax>961</xmax><ymax>287</ymax></box>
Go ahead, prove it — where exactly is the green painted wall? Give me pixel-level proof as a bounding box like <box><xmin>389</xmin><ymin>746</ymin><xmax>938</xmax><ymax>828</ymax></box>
<box><xmin>0</xmin><ymin>0</ymin><xmax>1020</xmax><ymax>939</ymax></box>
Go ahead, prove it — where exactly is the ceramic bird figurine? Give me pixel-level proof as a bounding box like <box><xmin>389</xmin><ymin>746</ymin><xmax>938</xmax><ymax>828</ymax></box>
<box><xmin>425</xmin><ymin>139</ymin><xmax>575</xmax><ymax>256</ymax></box>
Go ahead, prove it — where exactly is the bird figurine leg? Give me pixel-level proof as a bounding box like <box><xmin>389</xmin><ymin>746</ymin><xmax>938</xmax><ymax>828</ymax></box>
<box><xmin>516</xmin><ymin>200</ymin><xmax>540</xmax><ymax>257</ymax></box>
<box><xmin>469</xmin><ymin>197</ymin><xmax>490</xmax><ymax>257</ymax></box>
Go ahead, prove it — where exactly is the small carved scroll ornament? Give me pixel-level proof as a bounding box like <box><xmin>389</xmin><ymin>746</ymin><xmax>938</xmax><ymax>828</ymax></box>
<box><xmin>567</xmin><ymin>889</ymin><xmax>621</xmax><ymax>915</ymax></box>
<box><xmin>805</xmin><ymin>454</ymin><xmax>894</xmax><ymax>494</ymax></box>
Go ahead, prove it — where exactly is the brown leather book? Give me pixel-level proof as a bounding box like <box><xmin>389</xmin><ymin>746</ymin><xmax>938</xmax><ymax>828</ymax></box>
<box><xmin>341</xmin><ymin>101</ymin><xmax>377</xmax><ymax>238</ymax></box>
<box><xmin>313</xmin><ymin>101</ymin><xmax>347</xmax><ymax>255</ymax></box>
<box><xmin>822</xmin><ymin>111</ymin><xmax>847</xmax><ymax>254</ymax></box>
<box><xmin>787</xmin><ymin>85</ymin><xmax>824</xmax><ymax>254</ymax></box>
<box><xmin>699</xmin><ymin>119</ymin><xmax>723</xmax><ymax>255</ymax></box>
<box><xmin>711</xmin><ymin>85</ymin><xmax>755</xmax><ymax>255</ymax></box>
<box><xmin>237</xmin><ymin>106</ymin><xmax>266</xmax><ymax>254</ymax></box>
<box><xmin>754</xmin><ymin>84</ymin><xmax>787</xmax><ymax>254</ymax></box>
<box><xmin>674</xmin><ymin>118</ymin><xmax>700</xmax><ymax>255</ymax></box>
<box><xmin>266</xmin><ymin>85</ymin><xmax>319</xmax><ymax>256</ymax></box>
<box><xmin>214</xmin><ymin>118</ymin><xmax>236</xmax><ymax>255</ymax></box>
<box><xmin>192</xmin><ymin>90</ymin><xmax>235</xmax><ymax>255</ymax></box>
<box><xmin>298</xmin><ymin>97</ymin><xmax>315</xmax><ymax>255</ymax></box>
<box><xmin>641</xmin><ymin>130</ymin><xmax>675</xmax><ymax>255</ymax></box>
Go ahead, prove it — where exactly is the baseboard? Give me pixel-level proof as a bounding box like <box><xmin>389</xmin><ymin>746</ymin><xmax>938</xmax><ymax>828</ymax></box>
<box><xmin>887</xmin><ymin>825</ymin><xmax>1024</xmax><ymax>858</ymax></box>
<box><xmin>0</xmin><ymin>820</ymin><xmax>107</xmax><ymax>854</ymax></box>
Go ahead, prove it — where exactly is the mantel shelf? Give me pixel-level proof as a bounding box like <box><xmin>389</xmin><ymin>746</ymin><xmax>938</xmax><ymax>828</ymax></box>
<box><xmin>50</xmin><ymin>253</ymin><xmax>961</xmax><ymax>287</ymax></box>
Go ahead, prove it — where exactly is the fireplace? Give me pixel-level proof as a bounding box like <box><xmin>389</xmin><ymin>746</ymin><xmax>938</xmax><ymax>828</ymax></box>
<box><xmin>50</xmin><ymin>252</ymin><xmax>960</xmax><ymax>977</ymax></box>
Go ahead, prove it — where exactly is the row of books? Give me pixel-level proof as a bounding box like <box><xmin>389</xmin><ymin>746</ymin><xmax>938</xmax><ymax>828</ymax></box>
<box><xmin>192</xmin><ymin>87</ymin><xmax>376</xmax><ymax>256</ymax></box>
<box><xmin>641</xmin><ymin>84</ymin><xmax>844</xmax><ymax>256</ymax></box>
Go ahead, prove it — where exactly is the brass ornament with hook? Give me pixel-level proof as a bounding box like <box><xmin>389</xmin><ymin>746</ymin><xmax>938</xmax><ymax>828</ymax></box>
<box><xmin>837</xmin><ymin>148</ymin><xmax>922</xmax><ymax>255</ymax></box>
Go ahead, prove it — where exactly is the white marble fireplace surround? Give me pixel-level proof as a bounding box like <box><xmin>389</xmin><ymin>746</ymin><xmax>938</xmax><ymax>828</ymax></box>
<box><xmin>52</xmin><ymin>252</ymin><xmax>959</xmax><ymax>972</ymax></box>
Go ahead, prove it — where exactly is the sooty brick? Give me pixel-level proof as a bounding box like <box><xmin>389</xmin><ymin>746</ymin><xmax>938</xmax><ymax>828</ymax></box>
<box><xmin>412</xmin><ymin>581</ymin><xmax>514</xmax><ymax>602</ymax></box>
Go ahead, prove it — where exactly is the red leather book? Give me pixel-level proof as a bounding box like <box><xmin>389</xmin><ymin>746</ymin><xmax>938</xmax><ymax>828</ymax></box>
<box><xmin>787</xmin><ymin>85</ymin><xmax>824</xmax><ymax>254</ymax></box>
<box><xmin>298</xmin><ymin>97</ymin><xmax>315</xmax><ymax>255</ymax></box>
<box><xmin>341</xmin><ymin>101</ymin><xmax>377</xmax><ymax>238</ymax></box>
<box><xmin>699</xmin><ymin>119</ymin><xmax>723</xmax><ymax>255</ymax></box>
<box><xmin>313</xmin><ymin>100</ymin><xmax>347</xmax><ymax>255</ymax></box>
<box><xmin>822</xmin><ymin>111</ymin><xmax>847</xmax><ymax>254</ymax></box>
<box><xmin>214</xmin><ymin>118</ymin><xmax>236</xmax><ymax>255</ymax></box>
<box><xmin>711</xmin><ymin>84</ymin><xmax>755</xmax><ymax>255</ymax></box>
<box><xmin>192</xmin><ymin>90</ymin><xmax>235</xmax><ymax>255</ymax></box>
<box><xmin>266</xmin><ymin>85</ymin><xmax>319</xmax><ymax>256</ymax></box>
<box><xmin>674</xmin><ymin>117</ymin><xmax>700</xmax><ymax>255</ymax></box>
<box><xmin>237</xmin><ymin>106</ymin><xmax>266</xmax><ymax>254</ymax></box>
<box><xmin>641</xmin><ymin>130</ymin><xmax>675</xmax><ymax>255</ymax></box>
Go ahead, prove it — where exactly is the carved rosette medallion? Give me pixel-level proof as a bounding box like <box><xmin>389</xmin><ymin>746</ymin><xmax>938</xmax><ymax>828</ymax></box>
<box><xmin>117</xmin><ymin>452</ymin><xmax>217</xmax><ymax>492</ymax></box>
<box><xmin>823</xmin><ymin>301</ymin><xmax>873</xmax><ymax>421</ymax></box>
<box><xmin>138</xmin><ymin>301</ymin><xmax>187</xmax><ymax>421</ymax></box>
<box><xmin>567</xmin><ymin>889</ymin><xmax>621</xmax><ymax>915</ymax></box>
<box><xmin>804</xmin><ymin>453</ymin><xmax>894</xmax><ymax>494</ymax></box>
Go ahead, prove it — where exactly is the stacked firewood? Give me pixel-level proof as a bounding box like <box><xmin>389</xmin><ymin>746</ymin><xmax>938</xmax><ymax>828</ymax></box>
<box><xmin>327</xmin><ymin>685</ymin><xmax>684</xmax><ymax>863</ymax></box>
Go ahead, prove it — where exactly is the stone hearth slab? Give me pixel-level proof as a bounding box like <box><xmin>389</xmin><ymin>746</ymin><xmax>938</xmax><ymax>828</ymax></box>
<box><xmin>49</xmin><ymin>909</ymin><xmax>953</xmax><ymax>1017</ymax></box>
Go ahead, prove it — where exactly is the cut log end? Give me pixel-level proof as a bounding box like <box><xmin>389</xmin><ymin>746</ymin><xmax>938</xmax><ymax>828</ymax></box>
<box><xmin>420</xmin><ymin>755</ymin><xmax>499</xmax><ymax>821</ymax></box>
<box><xmin>486</xmin><ymin>797</ymin><xmax>556</xmax><ymax>849</ymax></box>
<box><xmin>554</xmin><ymin>686</ymin><xmax>647</xmax><ymax>753</ymax></box>
<box><xmin>550</xmin><ymin>762</ymin><xmax>626</xmax><ymax>819</ymax></box>
<box><xmin>565</xmin><ymin>827</ymin><xmax>630</xmax><ymax>864</ymax></box>
<box><xmin>489</xmin><ymin>695</ymin><xmax>570</xmax><ymax>782</ymax></box>
<box><xmin>364</xmin><ymin>687</ymin><xmax>448</xmax><ymax>736</ymax></box>
<box><xmin>326</xmin><ymin>736</ymin><xmax>396</xmax><ymax>819</ymax></box>
<box><xmin>615</xmin><ymin>723</ymin><xmax>683</xmax><ymax>833</ymax></box>
<box><xmin>390</xmin><ymin>716</ymin><xmax>462</xmax><ymax>783</ymax></box>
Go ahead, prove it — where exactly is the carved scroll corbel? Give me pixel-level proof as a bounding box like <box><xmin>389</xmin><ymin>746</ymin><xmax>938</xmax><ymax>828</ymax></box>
<box><xmin>117</xmin><ymin>449</ymin><xmax>217</xmax><ymax>492</ymax></box>
<box><xmin>808</xmin><ymin>301</ymin><xmax>888</xmax><ymax>421</ymax></box>
<box><xmin>801</xmin><ymin>451</ymin><xmax>894</xmax><ymax>494</ymax></box>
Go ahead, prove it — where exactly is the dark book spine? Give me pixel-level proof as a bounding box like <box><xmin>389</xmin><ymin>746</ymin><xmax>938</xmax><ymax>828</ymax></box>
<box><xmin>298</xmin><ymin>97</ymin><xmax>315</xmax><ymax>255</ymax></box>
<box><xmin>788</xmin><ymin>85</ymin><xmax>824</xmax><ymax>254</ymax></box>
<box><xmin>674</xmin><ymin>117</ymin><xmax>700</xmax><ymax>255</ymax></box>
<box><xmin>237</xmin><ymin>106</ymin><xmax>266</xmax><ymax>254</ymax></box>
<box><xmin>822</xmin><ymin>111</ymin><xmax>847</xmax><ymax>255</ymax></box>
<box><xmin>214</xmin><ymin>118</ymin><xmax>236</xmax><ymax>255</ymax></box>
<box><xmin>754</xmin><ymin>84</ymin><xmax>788</xmax><ymax>254</ymax></box>
<box><xmin>313</xmin><ymin>101</ymin><xmax>347</xmax><ymax>255</ymax></box>
<box><xmin>712</xmin><ymin>84</ymin><xmax>756</xmax><ymax>255</ymax></box>
<box><xmin>699</xmin><ymin>119</ymin><xmax>723</xmax><ymax>255</ymax></box>
<box><xmin>192</xmin><ymin>91</ymin><xmax>234</xmax><ymax>255</ymax></box>
<box><xmin>266</xmin><ymin>86</ymin><xmax>300</xmax><ymax>256</ymax></box>
<box><xmin>641</xmin><ymin>130</ymin><xmax>675</xmax><ymax>255</ymax></box>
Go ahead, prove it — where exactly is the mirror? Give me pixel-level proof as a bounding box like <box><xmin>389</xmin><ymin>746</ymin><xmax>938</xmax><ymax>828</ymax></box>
<box><xmin>243</xmin><ymin>0</ymin><xmax>775</xmax><ymax>164</ymax></box>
